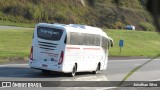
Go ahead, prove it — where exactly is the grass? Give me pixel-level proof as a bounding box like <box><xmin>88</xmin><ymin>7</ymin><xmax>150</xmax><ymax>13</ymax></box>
<box><xmin>0</xmin><ymin>59</ymin><xmax>9</xmax><ymax>64</ymax></box>
<box><xmin>0</xmin><ymin>28</ymin><xmax>159</xmax><ymax>63</ymax></box>
<box><xmin>0</xmin><ymin>20</ymin><xmax>35</xmax><ymax>27</ymax></box>
<box><xmin>0</xmin><ymin>28</ymin><xmax>33</xmax><ymax>61</ymax></box>
<box><xmin>105</xmin><ymin>29</ymin><xmax>160</xmax><ymax>57</ymax></box>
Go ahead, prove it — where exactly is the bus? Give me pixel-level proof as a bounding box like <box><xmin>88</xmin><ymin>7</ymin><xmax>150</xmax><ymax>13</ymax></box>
<box><xmin>29</xmin><ymin>23</ymin><xmax>113</xmax><ymax>77</ymax></box>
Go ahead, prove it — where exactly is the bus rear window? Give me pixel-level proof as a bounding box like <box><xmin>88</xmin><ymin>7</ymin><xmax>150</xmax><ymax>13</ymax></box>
<box><xmin>37</xmin><ymin>27</ymin><xmax>63</xmax><ymax>41</ymax></box>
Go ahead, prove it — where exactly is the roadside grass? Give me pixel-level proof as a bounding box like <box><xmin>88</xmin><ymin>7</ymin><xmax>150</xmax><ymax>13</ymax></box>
<box><xmin>0</xmin><ymin>20</ymin><xmax>35</xmax><ymax>28</ymax></box>
<box><xmin>0</xmin><ymin>28</ymin><xmax>159</xmax><ymax>63</ymax></box>
<box><xmin>0</xmin><ymin>59</ymin><xmax>9</xmax><ymax>64</ymax></box>
<box><xmin>0</xmin><ymin>28</ymin><xmax>33</xmax><ymax>61</ymax></box>
<box><xmin>105</xmin><ymin>29</ymin><xmax>160</xmax><ymax>57</ymax></box>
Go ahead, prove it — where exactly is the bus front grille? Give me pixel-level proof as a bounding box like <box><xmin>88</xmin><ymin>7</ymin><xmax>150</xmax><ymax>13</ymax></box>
<box><xmin>38</xmin><ymin>41</ymin><xmax>57</xmax><ymax>50</ymax></box>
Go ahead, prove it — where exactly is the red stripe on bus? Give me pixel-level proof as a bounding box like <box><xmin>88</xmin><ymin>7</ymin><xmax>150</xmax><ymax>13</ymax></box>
<box><xmin>83</xmin><ymin>48</ymin><xmax>100</xmax><ymax>50</ymax></box>
<box><xmin>66</xmin><ymin>47</ymin><xmax>80</xmax><ymax>49</ymax></box>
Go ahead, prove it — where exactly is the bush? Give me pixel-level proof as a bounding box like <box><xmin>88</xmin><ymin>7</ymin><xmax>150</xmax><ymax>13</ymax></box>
<box><xmin>2</xmin><ymin>5</ymin><xmax>26</xmax><ymax>17</ymax></box>
<box><xmin>139</xmin><ymin>22</ymin><xmax>156</xmax><ymax>31</ymax></box>
<box><xmin>0</xmin><ymin>0</ymin><xmax>154</xmax><ymax>30</ymax></box>
<box><xmin>113</xmin><ymin>22</ymin><xmax>125</xmax><ymax>29</ymax></box>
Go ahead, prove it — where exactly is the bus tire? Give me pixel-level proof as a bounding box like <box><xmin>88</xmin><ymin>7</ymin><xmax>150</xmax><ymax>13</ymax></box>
<box><xmin>70</xmin><ymin>64</ymin><xmax>77</xmax><ymax>77</ymax></box>
<box><xmin>93</xmin><ymin>64</ymin><xmax>100</xmax><ymax>74</ymax></box>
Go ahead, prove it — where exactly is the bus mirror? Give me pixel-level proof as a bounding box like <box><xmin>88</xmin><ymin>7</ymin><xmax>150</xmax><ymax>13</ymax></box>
<box><xmin>110</xmin><ymin>40</ymin><xmax>114</xmax><ymax>47</ymax></box>
<box><xmin>111</xmin><ymin>42</ymin><xmax>113</xmax><ymax>47</ymax></box>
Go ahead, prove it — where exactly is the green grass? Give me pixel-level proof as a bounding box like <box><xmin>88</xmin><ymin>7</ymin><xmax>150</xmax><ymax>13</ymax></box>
<box><xmin>105</xmin><ymin>29</ymin><xmax>160</xmax><ymax>57</ymax></box>
<box><xmin>0</xmin><ymin>28</ymin><xmax>33</xmax><ymax>60</ymax></box>
<box><xmin>0</xmin><ymin>28</ymin><xmax>159</xmax><ymax>63</ymax></box>
<box><xmin>0</xmin><ymin>20</ymin><xmax>35</xmax><ymax>28</ymax></box>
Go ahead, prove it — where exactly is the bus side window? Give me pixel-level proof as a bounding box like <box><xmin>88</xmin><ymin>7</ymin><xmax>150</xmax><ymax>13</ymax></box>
<box><xmin>70</xmin><ymin>32</ymin><xmax>79</xmax><ymax>45</ymax></box>
<box><xmin>102</xmin><ymin>37</ymin><xmax>108</xmax><ymax>50</ymax></box>
<box><xmin>94</xmin><ymin>35</ymin><xmax>100</xmax><ymax>46</ymax></box>
<box><xmin>85</xmin><ymin>34</ymin><xmax>94</xmax><ymax>46</ymax></box>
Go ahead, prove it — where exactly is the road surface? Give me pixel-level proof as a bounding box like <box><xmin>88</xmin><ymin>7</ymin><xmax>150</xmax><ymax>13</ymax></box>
<box><xmin>0</xmin><ymin>58</ymin><xmax>160</xmax><ymax>90</ymax></box>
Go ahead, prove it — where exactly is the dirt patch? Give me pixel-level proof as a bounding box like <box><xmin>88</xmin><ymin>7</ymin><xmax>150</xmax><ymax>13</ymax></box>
<box><xmin>0</xmin><ymin>57</ymin><xmax>29</xmax><ymax>65</ymax></box>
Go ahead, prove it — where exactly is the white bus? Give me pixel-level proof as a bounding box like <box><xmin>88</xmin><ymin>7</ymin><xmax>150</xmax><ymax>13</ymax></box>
<box><xmin>29</xmin><ymin>23</ymin><xmax>113</xmax><ymax>77</ymax></box>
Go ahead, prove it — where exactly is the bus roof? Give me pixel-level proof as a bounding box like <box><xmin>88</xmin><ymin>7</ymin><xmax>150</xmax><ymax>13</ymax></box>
<box><xmin>36</xmin><ymin>23</ymin><xmax>108</xmax><ymax>37</ymax></box>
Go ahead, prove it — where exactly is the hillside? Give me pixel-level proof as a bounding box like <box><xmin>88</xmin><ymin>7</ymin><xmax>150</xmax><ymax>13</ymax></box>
<box><xmin>0</xmin><ymin>0</ymin><xmax>155</xmax><ymax>31</ymax></box>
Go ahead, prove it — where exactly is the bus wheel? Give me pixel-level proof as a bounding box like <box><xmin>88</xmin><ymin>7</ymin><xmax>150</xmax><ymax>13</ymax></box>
<box><xmin>70</xmin><ymin>64</ymin><xmax>77</xmax><ymax>77</ymax></box>
<box><xmin>93</xmin><ymin>64</ymin><xmax>100</xmax><ymax>74</ymax></box>
<box><xmin>42</xmin><ymin>70</ymin><xmax>51</xmax><ymax>74</ymax></box>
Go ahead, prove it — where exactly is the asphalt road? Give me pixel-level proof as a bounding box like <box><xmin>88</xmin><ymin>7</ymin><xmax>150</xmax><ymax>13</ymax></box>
<box><xmin>0</xmin><ymin>58</ymin><xmax>160</xmax><ymax>90</ymax></box>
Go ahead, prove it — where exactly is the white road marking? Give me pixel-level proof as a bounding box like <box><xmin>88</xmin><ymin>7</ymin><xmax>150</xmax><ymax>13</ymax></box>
<box><xmin>109</xmin><ymin>59</ymin><xmax>160</xmax><ymax>62</ymax></box>
<box><xmin>134</xmin><ymin>64</ymin><xmax>142</xmax><ymax>66</ymax></box>
<box><xmin>150</xmin><ymin>79</ymin><xmax>160</xmax><ymax>81</ymax></box>
<box><xmin>0</xmin><ymin>87</ymin><xmax>6</xmax><ymax>89</ymax></box>
<box><xmin>0</xmin><ymin>64</ymin><xmax>28</xmax><ymax>67</ymax></box>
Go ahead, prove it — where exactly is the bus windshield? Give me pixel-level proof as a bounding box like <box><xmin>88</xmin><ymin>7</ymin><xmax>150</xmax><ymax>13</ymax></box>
<box><xmin>37</xmin><ymin>27</ymin><xmax>63</xmax><ymax>41</ymax></box>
